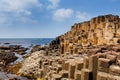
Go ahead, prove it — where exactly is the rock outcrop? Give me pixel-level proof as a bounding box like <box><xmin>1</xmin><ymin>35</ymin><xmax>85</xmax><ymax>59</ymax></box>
<box><xmin>18</xmin><ymin>51</ymin><xmax>46</xmax><ymax>78</ymax></box>
<box><xmin>0</xmin><ymin>45</ymin><xmax>28</xmax><ymax>55</ymax></box>
<box><xmin>18</xmin><ymin>45</ymin><xmax>120</xmax><ymax>80</ymax></box>
<box><xmin>0</xmin><ymin>52</ymin><xmax>17</xmax><ymax>69</ymax></box>
<box><xmin>30</xmin><ymin>45</ymin><xmax>41</xmax><ymax>53</ymax></box>
<box><xmin>55</xmin><ymin>14</ymin><xmax>120</xmax><ymax>55</ymax></box>
<box><xmin>18</xmin><ymin>14</ymin><xmax>120</xmax><ymax>80</ymax></box>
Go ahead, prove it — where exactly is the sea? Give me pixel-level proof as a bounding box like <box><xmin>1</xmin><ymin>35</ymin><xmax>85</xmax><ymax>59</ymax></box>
<box><xmin>0</xmin><ymin>38</ymin><xmax>54</xmax><ymax>47</ymax></box>
<box><xmin>0</xmin><ymin>38</ymin><xmax>54</xmax><ymax>79</ymax></box>
<box><xmin>0</xmin><ymin>38</ymin><xmax>54</xmax><ymax>63</ymax></box>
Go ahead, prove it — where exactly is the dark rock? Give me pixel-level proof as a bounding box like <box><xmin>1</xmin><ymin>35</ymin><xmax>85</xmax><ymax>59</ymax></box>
<box><xmin>9</xmin><ymin>45</ymin><xmax>21</xmax><ymax>50</ymax></box>
<box><xmin>0</xmin><ymin>52</ymin><xmax>17</xmax><ymax>66</ymax></box>
<box><xmin>4</xmin><ymin>43</ymin><xmax>10</xmax><ymax>45</ymax></box>
<box><xmin>0</xmin><ymin>45</ymin><xmax>29</xmax><ymax>56</ymax></box>
<box><xmin>30</xmin><ymin>45</ymin><xmax>41</xmax><ymax>53</ymax></box>
<box><xmin>50</xmin><ymin>37</ymin><xmax>60</xmax><ymax>49</ymax></box>
<box><xmin>15</xmin><ymin>48</ymin><xmax>28</xmax><ymax>55</ymax></box>
<box><xmin>0</xmin><ymin>46</ymin><xmax>10</xmax><ymax>50</ymax></box>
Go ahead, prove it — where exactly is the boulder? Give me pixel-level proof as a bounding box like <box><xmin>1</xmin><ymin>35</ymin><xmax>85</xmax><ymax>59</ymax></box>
<box><xmin>0</xmin><ymin>52</ymin><xmax>17</xmax><ymax>66</ymax></box>
<box><xmin>30</xmin><ymin>45</ymin><xmax>41</xmax><ymax>53</ymax></box>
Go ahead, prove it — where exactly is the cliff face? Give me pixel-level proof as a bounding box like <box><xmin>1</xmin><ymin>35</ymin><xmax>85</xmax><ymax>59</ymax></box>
<box><xmin>18</xmin><ymin>14</ymin><xmax>120</xmax><ymax>80</ymax></box>
<box><xmin>54</xmin><ymin>14</ymin><xmax>120</xmax><ymax>54</ymax></box>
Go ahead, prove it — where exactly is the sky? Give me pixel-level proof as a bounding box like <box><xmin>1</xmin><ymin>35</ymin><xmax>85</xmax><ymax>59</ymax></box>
<box><xmin>0</xmin><ymin>0</ymin><xmax>120</xmax><ymax>38</ymax></box>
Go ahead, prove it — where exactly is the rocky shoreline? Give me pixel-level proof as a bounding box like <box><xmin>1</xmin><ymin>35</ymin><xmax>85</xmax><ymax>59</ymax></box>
<box><xmin>1</xmin><ymin>14</ymin><xmax>120</xmax><ymax>80</ymax></box>
<box><xmin>0</xmin><ymin>44</ymin><xmax>30</xmax><ymax>80</ymax></box>
<box><xmin>15</xmin><ymin>44</ymin><xmax>120</xmax><ymax>80</ymax></box>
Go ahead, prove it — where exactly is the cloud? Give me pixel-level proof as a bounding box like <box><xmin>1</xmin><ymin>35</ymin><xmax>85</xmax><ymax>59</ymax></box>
<box><xmin>75</xmin><ymin>11</ymin><xmax>90</xmax><ymax>22</ymax></box>
<box><xmin>0</xmin><ymin>0</ymin><xmax>42</xmax><ymax>12</ymax></box>
<box><xmin>16</xmin><ymin>10</ymin><xmax>32</xmax><ymax>16</ymax></box>
<box><xmin>47</xmin><ymin>0</ymin><xmax>60</xmax><ymax>9</ymax></box>
<box><xmin>53</xmin><ymin>8</ymin><xmax>74</xmax><ymax>21</ymax></box>
<box><xmin>0</xmin><ymin>0</ymin><xmax>42</xmax><ymax>25</ymax></box>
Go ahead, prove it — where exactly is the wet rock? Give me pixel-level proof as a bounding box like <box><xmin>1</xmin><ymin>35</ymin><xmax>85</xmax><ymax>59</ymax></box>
<box><xmin>15</xmin><ymin>48</ymin><xmax>28</xmax><ymax>55</ymax></box>
<box><xmin>0</xmin><ymin>45</ymin><xmax>28</xmax><ymax>55</ymax></box>
<box><xmin>4</xmin><ymin>43</ymin><xmax>10</xmax><ymax>45</ymax></box>
<box><xmin>50</xmin><ymin>37</ymin><xmax>60</xmax><ymax>49</ymax></box>
<box><xmin>0</xmin><ymin>46</ymin><xmax>10</xmax><ymax>50</ymax></box>
<box><xmin>0</xmin><ymin>52</ymin><xmax>17</xmax><ymax>66</ymax></box>
<box><xmin>30</xmin><ymin>45</ymin><xmax>41</xmax><ymax>53</ymax></box>
<box><xmin>9</xmin><ymin>45</ymin><xmax>21</xmax><ymax>50</ymax></box>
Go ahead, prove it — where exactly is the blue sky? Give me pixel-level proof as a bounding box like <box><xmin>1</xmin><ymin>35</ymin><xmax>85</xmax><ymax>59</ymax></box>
<box><xmin>0</xmin><ymin>0</ymin><xmax>120</xmax><ymax>38</ymax></box>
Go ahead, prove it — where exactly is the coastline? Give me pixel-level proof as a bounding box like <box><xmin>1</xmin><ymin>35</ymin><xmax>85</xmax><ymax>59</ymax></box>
<box><xmin>17</xmin><ymin>14</ymin><xmax>120</xmax><ymax>80</ymax></box>
<box><xmin>1</xmin><ymin>15</ymin><xmax>120</xmax><ymax>80</ymax></box>
<box><xmin>0</xmin><ymin>38</ymin><xmax>53</xmax><ymax>80</ymax></box>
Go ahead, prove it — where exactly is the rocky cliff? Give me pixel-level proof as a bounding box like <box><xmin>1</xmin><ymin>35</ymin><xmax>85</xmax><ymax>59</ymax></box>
<box><xmin>54</xmin><ymin>14</ymin><xmax>120</xmax><ymax>55</ymax></box>
<box><xmin>18</xmin><ymin>14</ymin><xmax>120</xmax><ymax>80</ymax></box>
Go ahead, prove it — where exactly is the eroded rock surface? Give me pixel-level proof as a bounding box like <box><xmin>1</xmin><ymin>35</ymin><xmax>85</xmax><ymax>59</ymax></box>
<box><xmin>0</xmin><ymin>52</ymin><xmax>17</xmax><ymax>70</ymax></box>
<box><xmin>17</xmin><ymin>14</ymin><xmax>120</xmax><ymax>80</ymax></box>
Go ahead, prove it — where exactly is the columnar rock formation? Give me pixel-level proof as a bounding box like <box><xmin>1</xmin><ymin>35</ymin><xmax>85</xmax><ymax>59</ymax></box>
<box><xmin>54</xmin><ymin>14</ymin><xmax>120</xmax><ymax>55</ymax></box>
<box><xmin>18</xmin><ymin>14</ymin><xmax>120</xmax><ymax>80</ymax></box>
<box><xmin>49</xmin><ymin>14</ymin><xmax>120</xmax><ymax>80</ymax></box>
<box><xmin>18</xmin><ymin>45</ymin><xmax>120</xmax><ymax>80</ymax></box>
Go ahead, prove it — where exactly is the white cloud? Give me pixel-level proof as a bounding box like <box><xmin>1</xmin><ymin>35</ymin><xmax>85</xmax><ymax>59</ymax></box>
<box><xmin>16</xmin><ymin>10</ymin><xmax>32</xmax><ymax>16</ymax></box>
<box><xmin>47</xmin><ymin>0</ymin><xmax>60</xmax><ymax>9</ymax></box>
<box><xmin>75</xmin><ymin>11</ymin><xmax>90</xmax><ymax>22</ymax></box>
<box><xmin>0</xmin><ymin>0</ymin><xmax>42</xmax><ymax>25</ymax></box>
<box><xmin>0</xmin><ymin>0</ymin><xmax>42</xmax><ymax>12</ymax></box>
<box><xmin>53</xmin><ymin>8</ymin><xmax>74</xmax><ymax>21</ymax></box>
